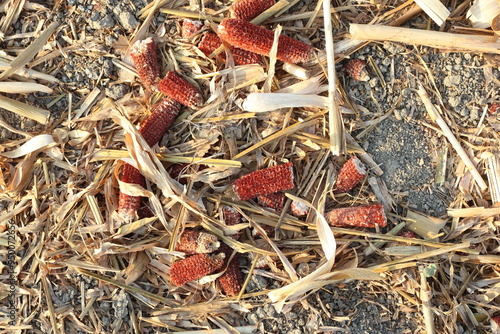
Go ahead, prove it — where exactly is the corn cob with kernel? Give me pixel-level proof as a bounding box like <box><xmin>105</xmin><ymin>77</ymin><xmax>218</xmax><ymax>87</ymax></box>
<box><xmin>290</xmin><ymin>200</ymin><xmax>309</xmax><ymax>217</ymax></box>
<box><xmin>229</xmin><ymin>0</ymin><xmax>276</xmax><ymax>21</ymax></box>
<box><xmin>174</xmin><ymin>229</ymin><xmax>220</xmax><ymax>254</ymax></box>
<box><xmin>488</xmin><ymin>102</ymin><xmax>500</xmax><ymax>114</ymax></box>
<box><xmin>334</xmin><ymin>156</ymin><xmax>367</xmax><ymax>194</ymax></box>
<box><xmin>158</xmin><ymin>71</ymin><xmax>203</xmax><ymax>109</ymax></box>
<box><xmin>181</xmin><ymin>19</ymin><xmax>203</xmax><ymax>39</ymax></box>
<box><xmin>130</xmin><ymin>37</ymin><xmax>161</xmax><ymax>88</ymax></box>
<box><xmin>257</xmin><ymin>191</ymin><xmax>285</xmax><ymax>211</ymax></box>
<box><xmin>325</xmin><ymin>204</ymin><xmax>387</xmax><ymax>228</ymax></box>
<box><xmin>231</xmin><ymin>162</ymin><xmax>294</xmax><ymax>201</ymax></box>
<box><xmin>216</xmin><ymin>244</ymin><xmax>243</xmax><ymax>296</ymax></box>
<box><xmin>198</xmin><ymin>33</ymin><xmax>262</xmax><ymax>65</ymax></box>
<box><xmin>221</xmin><ymin>206</ymin><xmax>243</xmax><ymax>240</ymax></box>
<box><xmin>345</xmin><ymin>59</ymin><xmax>370</xmax><ymax>82</ymax></box>
<box><xmin>170</xmin><ymin>253</ymin><xmax>226</xmax><ymax>286</ymax></box>
<box><xmin>218</xmin><ymin>18</ymin><xmax>314</xmax><ymax>64</ymax></box>
<box><xmin>117</xmin><ymin>98</ymin><xmax>182</xmax><ymax>218</ymax></box>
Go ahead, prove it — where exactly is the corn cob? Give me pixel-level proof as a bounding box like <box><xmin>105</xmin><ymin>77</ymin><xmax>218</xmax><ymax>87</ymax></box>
<box><xmin>231</xmin><ymin>162</ymin><xmax>294</xmax><ymax>201</ymax></box>
<box><xmin>198</xmin><ymin>33</ymin><xmax>262</xmax><ymax>65</ymax></box>
<box><xmin>229</xmin><ymin>0</ymin><xmax>276</xmax><ymax>22</ymax></box>
<box><xmin>216</xmin><ymin>244</ymin><xmax>243</xmax><ymax>296</ymax></box>
<box><xmin>174</xmin><ymin>229</ymin><xmax>220</xmax><ymax>254</ymax></box>
<box><xmin>345</xmin><ymin>59</ymin><xmax>370</xmax><ymax>82</ymax></box>
<box><xmin>334</xmin><ymin>156</ymin><xmax>367</xmax><ymax>194</ymax></box>
<box><xmin>130</xmin><ymin>37</ymin><xmax>160</xmax><ymax>88</ymax></box>
<box><xmin>325</xmin><ymin>204</ymin><xmax>387</xmax><ymax>228</ymax></box>
<box><xmin>218</xmin><ymin>18</ymin><xmax>313</xmax><ymax>64</ymax></box>
<box><xmin>221</xmin><ymin>206</ymin><xmax>243</xmax><ymax>240</ymax></box>
<box><xmin>290</xmin><ymin>200</ymin><xmax>309</xmax><ymax>217</ymax></box>
<box><xmin>399</xmin><ymin>230</ymin><xmax>417</xmax><ymax>239</ymax></box>
<box><xmin>181</xmin><ymin>19</ymin><xmax>203</xmax><ymax>39</ymax></box>
<box><xmin>170</xmin><ymin>253</ymin><xmax>225</xmax><ymax>286</ymax></box>
<box><xmin>158</xmin><ymin>71</ymin><xmax>203</xmax><ymax>109</ymax></box>
<box><xmin>488</xmin><ymin>102</ymin><xmax>500</xmax><ymax>114</ymax></box>
<box><xmin>257</xmin><ymin>191</ymin><xmax>285</xmax><ymax>211</ymax></box>
<box><xmin>118</xmin><ymin>163</ymin><xmax>146</xmax><ymax>219</ymax></box>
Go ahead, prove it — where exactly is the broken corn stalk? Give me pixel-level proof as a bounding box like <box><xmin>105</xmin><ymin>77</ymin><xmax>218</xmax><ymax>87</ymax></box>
<box><xmin>159</xmin><ymin>71</ymin><xmax>203</xmax><ymax>109</ymax></box>
<box><xmin>229</xmin><ymin>0</ymin><xmax>276</xmax><ymax>22</ymax></box>
<box><xmin>130</xmin><ymin>37</ymin><xmax>160</xmax><ymax>88</ymax></box>
<box><xmin>170</xmin><ymin>253</ymin><xmax>225</xmax><ymax>286</ymax></box>
<box><xmin>181</xmin><ymin>19</ymin><xmax>203</xmax><ymax>38</ymax></box>
<box><xmin>325</xmin><ymin>204</ymin><xmax>387</xmax><ymax>228</ymax></box>
<box><xmin>258</xmin><ymin>192</ymin><xmax>285</xmax><ymax>211</ymax></box>
<box><xmin>216</xmin><ymin>244</ymin><xmax>243</xmax><ymax>296</ymax></box>
<box><xmin>198</xmin><ymin>33</ymin><xmax>262</xmax><ymax>65</ymax></box>
<box><xmin>218</xmin><ymin>18</ymin><xmax>313</xmax><ymax>64</ymax></box>
<box><xmin>174</xmin><ymin>229</ymin><xmax>220</xmax><ymax>254</ymax></box>
<box><xmin>231</xmin><ymin>162</ymin><xmax>294</xmax><ymax>201</ymax></box>
<box><xmin>334</xmin><ymin>156</ymin><xmax>367</xmax><ymax>193</ymax></box>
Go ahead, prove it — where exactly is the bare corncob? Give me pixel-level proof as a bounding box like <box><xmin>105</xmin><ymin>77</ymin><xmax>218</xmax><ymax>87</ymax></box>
<box><xmin>118</xmin><ymin>98</ymin><xmax>181</xmax><ymax>218</ymax></box>
<box><xmin>158</xmin><ymin>71</ymin><xmax>203</xmax><ymax>109</ymax></box>
<box><xmin>221</xmin><ymin>206</ymin><xmax>243</xmax><ymax>240</ymax></box>
<box><xmin>198</xmin><ymin>33</ymin><xmax>262</xmax><ymax>65</ymax></box>
<box><xmin>334</xmin><ymin>156</ymin><xmax>367</xmax><ymax>193</ymax></box>
<box><xmin>345</xmin><ymin>59</ymin><xmax>370</xmax><ymax>82</ymax></box>
<box><xmin>229</xmin><ymin>0</ymin><xmax>276</xmax><ymax>21</ymax></box>
<box><xmin>231</xmin><ymin>162</ymin><xmax>294</xmax><ymax>201</ymax></box>
<box><xmin>130</xmin><ymin>37</ymin><xmax>160</xmax><ymax>88</ymax></box>
<box><xmin>218</xmin><ymin>18</ymin><xmax>314</xmax><ymax>64</ymax></box>
<box><xmin>181</xmin><ymin>19</ymin><xmax>203</xmax><ymax>38</ymax></box>
<box><xmin>170</xmin><ymin>253</ymin><xmax>225</xmax><ymax>286</ymax></box>
<box><xmin>174</xmin><ymin>229</ymin><xmax>220</xmax><ymax>254</ymax></box>
<box><xmin>488</xmin><ymin>102</ymin><xmax>500</xmax><ymax>114</ymax></box>
<box><xmin>325</xmin><ymin>204</ymin><xmax>387</xmax><ymax>228</ymax></box>
<box><xmin>216</xmin><ymin>244</ymin><xmax>243</xmax><ymax>296</ymax></box>
<box><xmin>290</xmin><ymin>200</ymin><xmax>309</xmax><ymax>217</ymax></box>
<box><xmin>118</xmin><ymin>163</ymin><xmax>146</xmax><ymax>219</ymax></box>
<box><xmin>257</xmin><ymin>191</ymin><xmax>285</xmax><ymax>211</ymax></box>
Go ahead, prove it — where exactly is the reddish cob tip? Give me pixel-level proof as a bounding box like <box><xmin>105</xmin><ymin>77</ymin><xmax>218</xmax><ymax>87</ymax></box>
<box><xmin>170</xmin><ymin>253</ymin><xmax>225</xmax><ymax>286</ymax></box>
<box><xmin>218</xmin><ymin>18</ymin><xmax>313</xmax><ymax>64</ymax></box>
<box><xmin>118</xmin><ymin>163</ymin><xmax>146</xmax><ymax>219</ymax></box>
<box><xmin>159</xmin><ymin>71</ymin><xmax>203</xmax><ymax>109</ymax></box>
<box><xmin>138</xmin><ymin>97</ymin><xmax>182</xmax><ymax>147</ymax></box>
<box><xmin>174</xmin><ymin>229</ymin><xmax>220</xmax><ymax>254</ymax></box>
<box><xmin>198</xmin><ymin>33</ymin><xmax>262</xmax><ymax>65</ymax></box>
<box><xmin>221</xmin><ymin>206</ymin><xmax>243</xmax><ymax>240</ymax></box>
<box><xmin>229</xmin><ymin>0</ymin><xmax>276</xmax><ymax>22</ymax></box>
<box><xmin>181</xmin><ymin>19</ymin><xmax>203</xmax><ymax>39</ymax></box>
<box><xmin>334</xmin><ymin>156</ymin><xmax>367</xmax><ymax>194</ymax></box>
<box><xmin>325</xmin><ymin>204</ymin><xmax>387</xmax><ymax>228</ymax></box>
<box><xmin>216</xmin><ymin>244</ymin><xmax>243</xmax><ymax>296</ymax></box>
<box><xmin>345</xmin><ymin>59</ymin><xmax>370</xmax><ymax>82</ymax></box>
<box><xmin>488</xmin><ymin>102</ymin><xmax>500</xmax><ymax>115</ymax></box>
<box><xmin>231</xmin><ymin>162</ymin><xmax>294</xmax><ymax>201</ymax></box>
<box><xmin>130</xmin><ymin>37</ymin><xmax>160</xmax><ymax>88</ymax></box>
<box><xmin>290</xmin><ymin>200</ymin><xmax>309</xmax><ymax>217</ymax></box>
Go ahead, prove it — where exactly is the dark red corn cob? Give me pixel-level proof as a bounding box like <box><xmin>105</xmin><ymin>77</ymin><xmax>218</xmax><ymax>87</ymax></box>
<box><xmin>345</xmin><ymin>59</ymin><xmax>370</xmax><ymax>82</ymax></box>
<box><xmin>488</xmin><ymin>102</ymin><xmax>500</xmax><ymax>115</ymax></box>
<box><xmin>118</xmin><ymin>163</ymin><xmax>146</xmax><ymax>219</ymax></box>
<box><xmin>218</xmin><ymin>18</ymin><xmax>313</xmax><ymax>64</ymax></box>
<box><xmin>158</xmin><ymin>71</ymin><xmax>203</xmax><ymax>109</ymax></box>
<box><xmin>229</xmin><ymin>0</ymin><xmax>276</xmax><ymax>21</ymax></box>
<box><xmin>221</xmin><ymin>206</ymin><xmax>243</xmax><ymax>240</ymax></box>
<box><xmin>168</xmin><ymin>163</ymin><xmax>190</xmax><ymax>184</ymax></box>
<box><xmin>257</xmin><ymin>192</ymin><xmax>285</xmax><ymax>211</ymax></box>
<box><xmin>198</xmin><ymin>33</ymin><xmax>262</xmax><ymax>65</ymax></box>
<box><xmin>399</xmin><ymin>230</ymin><xmax>417</xmax><ymax>239</ymax></box>
<box><xmin>334</xmin><ymin>156</ymin><xmax>367</xmax><ymax>194</ymax></box>
<box><xmin>181</xmin><ymin>19</ymin><xmax>203</xmax><ymax>39</ymax></box>
<box><xmin>174</xmin><ymin>229</ymin><xmax>220</xmax><ymax>254</ymax></box>
<box><xmin>325</xmin><ymin>204</ymin><xmax>387</xmax><ymax>228</ymax></box>
<box><xmin>231</xmin><ymin>162</ymin><xmax>294</xmax><ymax>201</ymax></box>
<box><xmin>170</xmin><ymin>253</ymin><xmax>225</xmax><ymax>286</ymax></box>
<box><xmin>492</xmin><ymin>315</ymin><xmax>500</xmax><ymax>326</ymax></box>
<box><xmin>139</xmin><ymin>97</ymin><xmax>182</xmax><ymax>147</ymax></box>
<box><xmin>130</xmin><ymin>37</ymin><xmax>161</xmax><ymax>88</ymax></box>
<box><xmin>216</xmin><ymin>244</ymin><xmax>243</xmax><ymax>296</ymax></box>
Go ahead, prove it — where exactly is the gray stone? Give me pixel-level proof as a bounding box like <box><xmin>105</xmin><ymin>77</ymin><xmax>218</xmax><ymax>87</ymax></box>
<box><xmin>105</xmin><ymin>84</ymin><xmax>129</xmax><ymax>100</ymax></box>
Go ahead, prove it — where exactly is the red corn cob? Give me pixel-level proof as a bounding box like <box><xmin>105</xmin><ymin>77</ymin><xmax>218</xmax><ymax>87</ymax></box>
<box><xmin>231</xmin><ymin>162</ymin><xmax>294</xmax><ymax>201</ymax></box>
<box><xmin>130</xmin><ymin>37</ymin><xmax>160</xmax><ymax>88</ymax></box>
<box><xmin>290</xmin><ymin>200</ymin><xmax>309</xmax><ymax>217</ymax></box>
<box><xmin>181</xmin><ymin>19</ymin><xmax>203</xmax><ymax>39</ymax></box>
<box><xmin>488</xmin><ymin>102</ymin><xmax>500</xmax><ymax>115</ymax></box>
<box><xmin>168</xmin><ymin>163</ymin><xmax>189</xmax><ymax>185</ymax></box>
<box><xmin>257</xmin><ymin>191</ymin><xmax>285</xmax><ymax>211</ymax></box>
<box><xmin>222</xmin><ymin>206</ymin><xmax>243</xmax><ymax>240</ymax></box>
<box><xmin>218</xmin><ymin>18</ymin><xmax>313</xmax><ymax>64</ymax></box>
<box><xmin>492</xmin><ymin>315</ymin><xmax>500</xmax><ymax>326</ymax></box>
<box><xmin>175</xmin><ymin>229</ymin><xmax>220</xmax><ymax>254</ymax></box>
<box><xmin>399</xmin><ymin>230</ymin><xmax>417</xmax><ymax>239</ymax></box>
<box><xmin>334</xmin><ymin>156</ymin><xmax>367</xmax><ymax>194</ymax></box>
<box><xmin>216</xmin><ymin>244</ymin><xmax>243</xmax><ymax>296</ymax></box>
<box><xmin>198</xmin><ymin>33</ymin><xmax>262</xmax><ymax>65</ymax></box>
<box><xmin>345</xmin><ymin>59</ymin><xmax>370</xmax><ymax>82</ymax></box>
<box><xmin>158</xmin><ymin>71</ymin><xmax>203</xmax><ymax>109</ymax></box>
<box><xmin>170</xmin><ymin>253</ymin><xmax>225</xmax><ymax>286</ymax></box>
<box><xmin>118</xmin><ymin>163</ymin><xmax>146</xmax><ymax>219</ymax></box>
<box><xmin>325</xmin><ymin>204</ymin><xmax>387</xmax><ymax>228</ymax></box>
<box><xmin>229</xmin><ymin>0</ymin><xmax>276</xmax><ymax>21</ymax></box>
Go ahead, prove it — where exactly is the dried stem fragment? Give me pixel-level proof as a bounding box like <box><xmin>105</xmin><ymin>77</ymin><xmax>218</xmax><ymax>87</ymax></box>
<box><xmin>325</xmin><ymin>204</ymin><xmax>387</xmax><ymax>228</ymax></box>
<box><xmin>218</xmin><ymin>18</ymin><xmax>313</xmax><ymax>64</ymax></box>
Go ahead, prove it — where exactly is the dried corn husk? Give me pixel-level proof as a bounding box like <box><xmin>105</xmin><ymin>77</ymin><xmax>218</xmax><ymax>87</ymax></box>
<box><xmin>414</xmin><ymin>0</ymin><xmax>450</xmax><ymax>26</ymax></box>
<box><xmin>467</xmin><ymin>0</ymin><xmax>500</xmax><ymax>29</ymax></box>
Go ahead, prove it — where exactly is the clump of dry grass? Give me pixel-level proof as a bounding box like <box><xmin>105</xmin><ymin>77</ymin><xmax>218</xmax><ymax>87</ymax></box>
<box><xmin>0</xmin><ymin>0</ymin><xmax>499</xmax><ymax>333</ymax></box>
